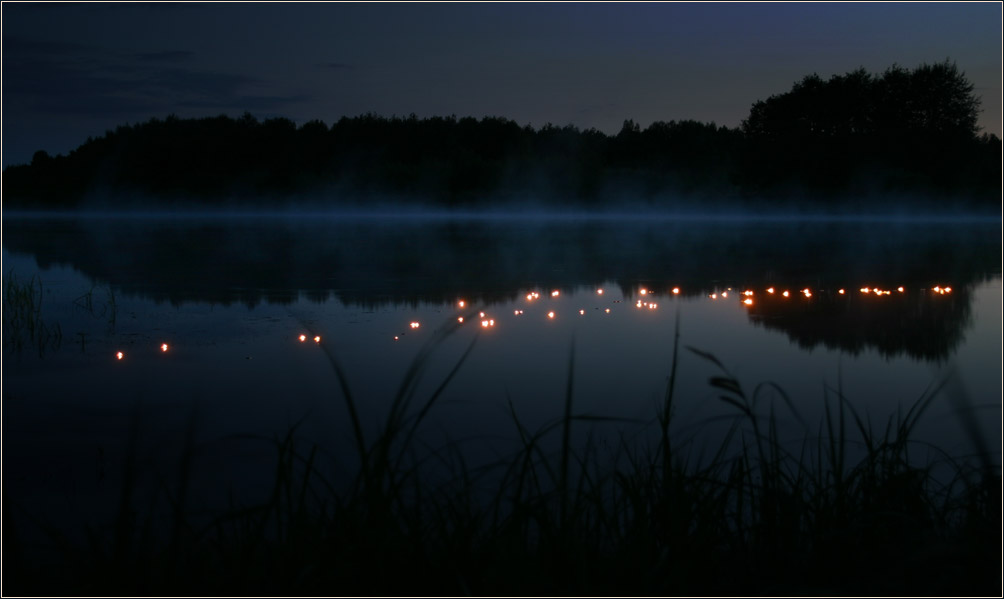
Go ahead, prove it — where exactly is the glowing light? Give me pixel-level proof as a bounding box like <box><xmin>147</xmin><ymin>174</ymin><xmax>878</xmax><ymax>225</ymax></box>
<box><xmin>579</xmin><ymin>309</ymin><xmax>585</xmax><ymax>315</ymax></box>
<box><xmin>722</xmin><ymin>291</ymin><xmax>728</xmax><ymax>298</ymax></box>
<box><xmin>393</xmin><ymin>336</ymin><xmax>399</xmax><ymax>341</ymax></box>
<box><xmin>648</xmin><ymin>303</ymin><xmax>657</xmax><ymax>309</ymax></box>
<box><xmin>116</xmin><ymin>351</ymin><xmax>124</xmax><ymax>360</ymax></box>
<box><xmin>410</xmin><ymin>322</ymin><xmax>420</xmax><ymax>329</ymax></box>
<box><xmin>551</xmin><ymin>290</ymin><xmax>560</xmax><ymax>297</ymax></box>
<box><xmin>458</xmin><ymin>300</ymin><xmax>466</xmax><ymax>308</ymax></box>
<box><xmin>604</xmin><ymin>308</ymin><xmax>611</xmax><ymax>313</ymax></box>
<box><xmin>873</xmin><ymin>288</ymin><xmax>881</xmax><ymax>294</ymax></box>
<box><xmin>861</xmin><ymin>288</ymin><xmax>870</xmax><ymax>293</ymax></box>
<box><xmin>547</xmin><ymin>311</ymin><xmax>555</xmax><ymax>319</ymax></box>
<box><xmin>672</xmin><ymin>287</ymin><xmax>680</xmax><ymax>294</ymax></box>
<box><xmin>944</xmin><ymin>286</ymin><xmax>952</xmax><ymax>293</ymax></box>
<box><xmin>481</xmin><ymin>320</ymin><xmax>490</xmax><ymax>328</ymax></box>
<box><xmin>710</xmin><ymin>294</ymin><xmax>717</xmax><ymax>300</ymax></box>
<box><xmin>802</xmin><ymin>289</ymin><xmax>812</xmax><ymax>298</ymax></box>
<box><xmin>597</xmin><ymin>288</ymin><xmax>604</xmax><ymax>295</ymax></box>
<box><xmin>160</xmin><ymin>343</ymin><xmax>169</xmax><ymax>352</ymax></box>
<box><xmin>640</xmin><ymin>288</ymin><xmax>648</xmax><ymax>295</ymax></box>
<box><xmin>458</xmin><ymin>316</ymin><xmax>465</xmax><ymax>323</ymax></box>
<box><xmin>314</xmin><ymin>336</ymin><xmax>321</xmax><ymax>343</ymax></box>
<box><xmin>767</xmin><ymin>287</ymin><xmax>775</xmax><ymax>294</ymax></box>
<box><xmin>743</xmin><ymin>290</ymin><xmax>754</xmax><ymax>296</ymax></box>
<box><xmin>636</xmin><ymin>300</ymin><xmax>643</xmax><ymax>308</ymax></box>
<box><xmin>743</xmin><ymin>298</ymin><xmax>753</xmax><ymax>306</ymax></box>
<box><xmin>299</xmin><ymin>334</ymin><xmax>307</xmax><ymax>342</ymax></box>
<box><xmin>489</xmin><ymin>319</ymin><xmax>495</xmax><ymax>326</ymax></box>
<box><xmin>782</xmin><ymin>291</ymin><xmax>790</xmax><ymax>298</ymax></box>
<box><xmin>479</xmin><ymin>312</ymin><xmax>485</xmax><ymax>318</ymax></box>
<box><xmin>897</xmin><ymin>287</ymin><xmax>904</xmax><ymax>293</ymax></box>
<box><xmin>526</xmin><ymin>293</ymin><xmax>534</xmax><ymax>301</ymax></box>
<box><xmin>838</xmin><ymin>289</ymin><xmax>845</xmax><ymax>295</ymax></box>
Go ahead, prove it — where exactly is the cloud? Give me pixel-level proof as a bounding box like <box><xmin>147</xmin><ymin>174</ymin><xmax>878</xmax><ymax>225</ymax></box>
<box><xmin>2</xmin><ymin>36</ymin><xmax>308</xmax><ymax>120</ymax></box>
<box><xmin>135</xmin><ymin>50</ymin><xmax>195</xmax><ymax>62</ymax></box>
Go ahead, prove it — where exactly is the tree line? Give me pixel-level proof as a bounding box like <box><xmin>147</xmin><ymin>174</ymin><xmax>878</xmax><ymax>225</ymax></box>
<box><xmin>3</xmin><ymin>60</ymin><xmax>999</xmax><ymax>209</ymax></box>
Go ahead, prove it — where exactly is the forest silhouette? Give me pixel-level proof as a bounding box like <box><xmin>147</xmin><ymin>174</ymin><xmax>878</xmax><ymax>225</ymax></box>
<box><xmin>3</xmin><ymin>61</ymin><xmax>1000</xmax><ymax>209</ymax></box>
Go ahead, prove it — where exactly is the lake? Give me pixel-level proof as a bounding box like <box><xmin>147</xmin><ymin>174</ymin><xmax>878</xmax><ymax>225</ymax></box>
<box><xmin>3</xmin><ymin>212</ymin><xmax>1001</xmax><ymax>543</ymax></box>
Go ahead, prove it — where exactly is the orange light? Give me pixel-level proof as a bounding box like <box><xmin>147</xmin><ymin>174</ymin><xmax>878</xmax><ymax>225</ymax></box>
<box><xmin>299</xmin><ymin>334</ymin><xmax>307</xmax><ymax>342</ymax></box>
<box><xmin>526</xmin><ymin>293</ymin><xmax>534</xmax><ymax>301</ymax></box>
<box><xmin>160</xmin><ymin>343</ymin><xmax>169</xmax><ymax>352</ymax></box>
<box><xmin>672</xmin><ymin>287</ymin><xmax>680</xmax><ymax>294</ymax></box>
<box><xmin>744</xmin><ymin>290</ymin><xmax>753</xmax><ymax>296</ymax></box>
<box><xmin>604</xmin><ymin>308</ymin><xmax>611</xmax><ymax>313</ymax></box>
<box><xmin>710</xmin><ymin>294</ymin><xmax>717</xmax><ymax>300</ymax></box>
<box><xmin>547</xmin><ymin>311</ymin><xmax>555</xmax><ymax>319</ymax></box>
<box><xmin>116</xmin><ymin>351</ymin><xmax>124</xmax><ymax>360</ymax></box>
<box><xmin>649</xmin><ymin>303</ymin><xmax>657</xmax><ymax>309</ymax></box>
<box><xmin>722</xmin><ymin>291</ymin><xmax>728</xmax><ymax>298</ymax></box>
<box><xmin>838</xmin><ymin>289</ymin><xmax>845</xmax><ymax>295</ymax></box>
<box><xmin>481</xmin><ymin>320</ymin><xmax>490</xmax><ymax>328</ymax></box>
<box><xmin>314</xmin><ymin>335</ymin><xmax>321</xmax><ymax>343</ymax></box>
<box><xmin>897</xmin><ymin>287</ymin><xmax>904</xmax><ymax>293</ymax></box>
<box><xmin>640</xmin><ymin>288</ymin><xmax>647</xmax><ymax>295</ymax></box>
<box><xmin>458</xmin><ymin>300</ymin><xmax>466</xmax><ymax>308</ymax></box>
<box><xmin>579</xmin><ymin>309</ymin><xmax>585</xmax><ymax>315</ymax></box>
<box><xmin>767</xmin><ymin>287</ymin><xmax>775</xmax><ymax>294</ymax></box>
<box><xmin>861</xmin><ymin>288</ymin><xmax>870</xmax><ymax>293</ymax></box>
<box><xmin>782</xmin><ymin>291</ymin><xmax>790</xmax><ymax>298</ymax></box>
<box><xmin>597</xmin><ymin>288</ymin><xmax>604</xmax><ymax>295</ymax></box>
<box><xmin>743</xmin><ymin>298</ymin><xmax>753</xmax><ymax>306</ymax></box>
<box><xmin>458</xmin><ymin>316</ymin><xmax>464</xmax><ymax>323</ymax></box>
<box><xmin>944</xmin><ymin>286</ymin><xmax>952</xmax><ymax>293</ymax></box>
<box><xmin>410</xmin><ymin>322</ymin><xmax>420</xmax><ymax>329</ymax></box>
<box><xmin>551</xmin><ymin>290</ymin><xmax>560</xmax><ymax>297</ymax></box>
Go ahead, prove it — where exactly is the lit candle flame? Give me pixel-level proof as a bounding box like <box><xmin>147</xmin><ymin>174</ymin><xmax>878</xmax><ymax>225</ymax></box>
<box><xmin>782</xmin><ymin>291</ymin><xmax>790</xmax><ymax>298</ymax></box>
<box><xmin>721</xmin><ymin>291</ymin><xmax>728</xmax><ymax>298</ymax></box>
<box><xmin>767</xmin><ymin>287</ymin><xmax>775</xmax><ymax>294</ymax></box>
<box><xmin>547</xmin><ymin>311</ymin><xmax>555</xmax><ymax>319</ymax></box>
<box><xmin>861</xmin><ymin>288</ymin><xmax>870</xmax><ymax>293</ymax></box>
<box><xmin>897</xmin><ymin>287</ymin><xmax>904</xmax><ymax>293</ymax></box>
<box><xmin>410</xmin><ymin>322</ymin><xmax>420</xmax><ymax>329</ymax></box>
<box><xmin>944</xmin><ymin>286</ymin><xmax>951</xmax><ymax>293</ymax></box>
<box><xmin>299</xmin><ymin>334</ymin><xmax>307</xmax><ymax>342</ymax></box>
<box><xmin>116</xmin><ymin>351</ymin><xmax>124</xmax><ymax>360</ymax></box>
<box><xmin>160</xmin><ymin>343</ymin><xmax>169</xmax><ymax>352</ymax></box>
<box><xmin>743</xmin><ymin>298</ymin><xmax>753</xmax><ymax>306</ymax></box>
<box><xmin>314</xmin><ymin>336</ymin><xmax>321</xmax><ymax>343</ymax></box>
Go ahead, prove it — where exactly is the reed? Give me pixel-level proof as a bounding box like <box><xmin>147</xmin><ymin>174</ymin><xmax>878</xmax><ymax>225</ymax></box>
<box><xmin>3</xmin><ymin>312</ymin><xmax>999</xmax><ymax>596</ymax></box>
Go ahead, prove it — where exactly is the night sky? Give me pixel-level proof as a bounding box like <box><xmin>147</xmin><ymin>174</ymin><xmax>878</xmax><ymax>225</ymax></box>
<box><xmin>2</xmin><ymin>2</ymin><xmax>1000</xmax><ymax>168</ymax></box>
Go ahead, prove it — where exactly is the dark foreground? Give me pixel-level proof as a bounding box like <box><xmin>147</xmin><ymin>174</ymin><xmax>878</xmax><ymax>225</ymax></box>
<box><xmin>3</xmin><ymin>325</ymin><xmax>999</xmax><ymax>597</ymax></box>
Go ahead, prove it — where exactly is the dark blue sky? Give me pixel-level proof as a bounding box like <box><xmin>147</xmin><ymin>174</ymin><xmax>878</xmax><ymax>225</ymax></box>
<box><xmin>2</xmin><ymin>2</ymin><xmax>1000</xmax><ymax>167</ymax></box>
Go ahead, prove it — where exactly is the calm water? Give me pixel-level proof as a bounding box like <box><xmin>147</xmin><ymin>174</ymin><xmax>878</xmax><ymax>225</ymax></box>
<box><xmin>3</xmin><ymin>214</ymin><xmax>1001</xmax><ymax>533</ymax></box>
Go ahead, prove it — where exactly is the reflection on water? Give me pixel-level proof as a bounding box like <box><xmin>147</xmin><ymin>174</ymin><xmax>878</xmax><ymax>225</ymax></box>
<box><xmin>2</xmin><ymin>216</ymin><xmax>1000</xmax><ymax>564</ymax></box>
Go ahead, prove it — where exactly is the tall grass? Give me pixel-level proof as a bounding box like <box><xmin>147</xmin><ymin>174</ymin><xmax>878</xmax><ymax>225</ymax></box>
<box><xmin>3</xmin><ymin>311</ymin><xmax>999</xmax><ymax>596</ymax></box>
<box><xmin>3</xmin><ymin>271</ymin><xmax>62</xmax><ymax>357</ymax></box>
